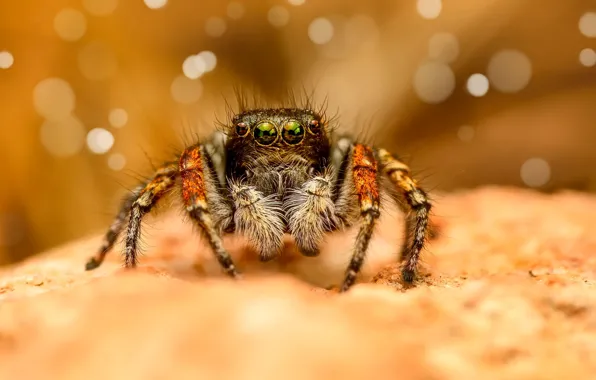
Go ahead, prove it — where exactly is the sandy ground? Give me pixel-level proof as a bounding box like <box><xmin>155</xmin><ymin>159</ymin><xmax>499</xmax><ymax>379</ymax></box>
<box><xmin>1</xmin><ymin>186</ymin><xmax>596</xmax><ymax>379</ymax></box>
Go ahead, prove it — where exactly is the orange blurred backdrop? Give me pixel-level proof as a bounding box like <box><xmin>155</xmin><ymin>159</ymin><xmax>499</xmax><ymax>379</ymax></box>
<box><xmin>0</xmin><ymin>0</ymin><xmax>594</xmax><ymax>264</ymax></box>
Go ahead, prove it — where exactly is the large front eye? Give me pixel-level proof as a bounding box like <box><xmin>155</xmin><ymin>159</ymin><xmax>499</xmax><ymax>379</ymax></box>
<box><xmin>254</xmin><ymin>121</ymin><xmax>278</xmax><ymax>145</ymax></box>
<box><xmin>282</xmin><ymin>120</ymin><xmax>305</xmax><ymax>145</ymax></box>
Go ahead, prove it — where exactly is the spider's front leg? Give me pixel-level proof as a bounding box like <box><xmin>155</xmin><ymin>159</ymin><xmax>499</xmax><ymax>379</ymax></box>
<box><xmin>339</xmin><ymin>144</ymin><xmax>381</xmax><ymax>292</ymax></box>
<box><xmin>377</xmin><ymin>148</ymin><xmax>432</xmax><ymax>283</ymax></box>
<box><xmin>85</xmin><ymin>162</ymin><xmax>178</xmax><ymax>270</ymax></box>
<box><xmin>179</xmin><ymin>144</ymin><xmax>240</xmax><ymax>278</ymax></box>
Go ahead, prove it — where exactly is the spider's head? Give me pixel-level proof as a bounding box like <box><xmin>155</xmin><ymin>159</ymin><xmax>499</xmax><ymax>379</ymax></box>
<box><xmin>225</xmin><ymin>107</ymin><xmax>331</xmax><ymax>176</ymax></box>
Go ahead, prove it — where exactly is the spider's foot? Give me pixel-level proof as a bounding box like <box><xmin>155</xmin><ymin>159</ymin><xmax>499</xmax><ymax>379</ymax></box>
<box><xmin>85</xmin><ymin>257</ymin><xmax>101</xmax><ymax>271</ymax></box>
<box><xmin>338</xmin><ymin>277</ymin><xmax>355</xmax><ymax>293</ymax></box>
<box><xmin>225</xmin><ymin>266</ymin><xmax>242</xmax><ymax>279</ymax></box>
<box><xmin>402</xmin><ymin>268</ymin><xmax>416</xmax><ymax>283</ymax></box>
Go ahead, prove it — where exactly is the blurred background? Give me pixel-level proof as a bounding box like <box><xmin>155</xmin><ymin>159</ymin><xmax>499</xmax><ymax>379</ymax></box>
<box><xmin>0</xmin><ymin>0</ymin><xmax>594</xmax><ymax>264</ymax></box>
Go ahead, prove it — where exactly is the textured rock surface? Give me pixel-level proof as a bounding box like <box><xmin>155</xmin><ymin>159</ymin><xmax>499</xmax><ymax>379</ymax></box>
<box><xmin>1</xmin><ymin>187</ymin><xmax>596</xmax><ymax>380</ymax></box>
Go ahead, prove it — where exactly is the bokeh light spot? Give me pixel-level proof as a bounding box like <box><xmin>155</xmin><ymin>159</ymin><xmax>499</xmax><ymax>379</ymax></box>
<box><xmin>205</xmin><ymin>17</ymin><xmax>227</xmax><ymax>37</ymax></box>
<box><xmin>182</xmin><ymin>55</ymin><xmax>206</xmax><ymax>79</ymax></box>
<box><xmin>87</xmin><ymin>128</ymin><xmax>115</xmax><ymax>154</ymax></box>
<box><xmin>579</xmin><ymin>12</ymin><xmax>596</xmax><ymax>38</ymax></box>
<box><xmin>413</xmin><ymin>61</ymin><xmax>455</xmax><ymax>104</ymax></box>
<box><xmin>268</xmin><ymin>6</ymin><xmax>290</xmax><ymax>28</ymax></box>
<box><xmin>33</xmin><ymin>78</ymin><xmax>76</xmax><ymax>120</ymax></box>
<box><xmin>82</xmin><ymin>0</ymin><xmax>118</xmax><ymax>16</ymax></box>
<box><xmin>457</xmin><ymin>126</ymin><xmax>475</xmax><ymax>142</ymax></box>
<box><xmin>0</xmin><ymin>51</ymin><xmax>14</xmax><ymax>69</ymax></box>
<box><xmin>288</xmin><ymin>0</ymin><xmax>306</xmax><ymax>5</ymax></box>
<box><xmin>198</xmin><ymin>51</ymin><xmax>217</xmax><ymax>72</ymax></box>
<box><xmin>171</xmin><ymin>75</ymin><xmax>203</xmax><ymax>104</ymax></box>
<box><xmin>109</xmin><ymin>108</ymin><xmax>128</xmax><ymax>128</ymax></box>
<box><xmin>54</xmin><ymin>9</ymin><xmax>87</xmax><ymax>42</ymax></box>
<box><xmin>78</xmin><ymin>41</ymin><xmax>118</xmax><ymax>80</ymax></box>
<box><xmin>108</xmin><ymin>153</ymin><xmax>127</xmax><ymax>171</ymax></box>
<box><xmin>227</xmin><ymin>2</ymin><xmax>245</xmax><ymax>20</ymax></box>
<box><xmin>417</xmin><ymin>0</ymin><xmax>442</xmax><ymax>20</ymax></box>
<box><xmin>40</xmin><ymin>116</ymin><xmax>86</xmax><ymax>157</ymax></box>
<box><xmin>487</xmin><ymin>49</ymin><xmax>532</xmax><ymax>93</ymax></box>
<box><xmin>466</xmin><ymin>73</ymin><xmax>489</xmax><ymax>97</ymax></box>
<box><xmin>144</xmin><ymin>0</ymin><xmax>168</xmax><ymax>9</ymax></box>
<box><xmin>579</xmin><ymin>48</ymin><xmax>596</xmax><ymax>67</ymax></box>
<box><xmin>428</xmin><ymin>32</ymin><xmax>459</xmax><ymax>63</ymax></box>
<box><xmin>313</xmin><ymin>15</ymin><xmax>347</xmax><ymax>59</ymax></box>
<box><xmin>520</xmin><ymin>158</ymin><xmax>551</xmax><ymax>188</ymax></box>
<box><xmin>308</xmin><ymin>18</ymin><xmax>334</xmax><ymax>45</ymax></box>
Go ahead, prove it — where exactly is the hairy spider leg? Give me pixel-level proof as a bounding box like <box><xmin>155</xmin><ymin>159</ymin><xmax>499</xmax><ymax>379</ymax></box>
<box><xmin>85</xmin><ymin>163</ymin><xmax>178</xmax><ymax>270</ymax></box>
<box><xmin>377</xmin><ymin>148</ymin><xmax>432</xmax><ymax>283</ymax></box>
<box><xmin>179</xmin><ymin>144</ymin><xmax>239</xmax><ymax>278</ymax></box>
<box><xmin>124</xmin><ymin>163</ymin><xmax>179</xmax><ymax>268</ymax></box>
<box><xmin>339</xmin><ymin>144</ymin><xmax>381</xmax><ymax>292</ymax></box>
<box><xmin>85</xmin><ymin>185</ymin><xmax>143</xmax><ymax>270</ymax></box>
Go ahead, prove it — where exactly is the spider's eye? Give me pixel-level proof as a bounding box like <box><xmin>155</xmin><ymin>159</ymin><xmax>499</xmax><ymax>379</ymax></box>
<box><xmin>253</xmin><ymin>121</ymin><xmax>278</xmax><ymax>145</ymax></box>
<box><xmin>236</xmin><ymin>122</ymin><xmax>249</xmax><ymax>137</ymax></box>
<box><xmin>308</xmin><ymin>119</ymin><xmax>321</xmax><ymax>134</ymax></box>
<box><xmin>282</xmin><ymin>120</ymin><xmax>304</xmax><ymax>145</ymax></box>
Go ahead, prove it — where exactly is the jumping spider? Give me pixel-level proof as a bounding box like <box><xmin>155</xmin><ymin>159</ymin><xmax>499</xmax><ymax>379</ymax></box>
<box><xmin>85</xmin><ymin>107</ymin><xmax>432</xmax><ymax>292</ymax></box>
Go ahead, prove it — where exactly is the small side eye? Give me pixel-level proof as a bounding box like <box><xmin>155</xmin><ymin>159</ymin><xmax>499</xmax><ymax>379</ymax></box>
<box><xmin>236</xmin><ymin>122</ymin><xmax>249</xmax><ymax>137</ymax></box>
<box><xmin>307</xmin><ymin>119</ymin><xmax>321</xmax><ymax>134</ymax></box>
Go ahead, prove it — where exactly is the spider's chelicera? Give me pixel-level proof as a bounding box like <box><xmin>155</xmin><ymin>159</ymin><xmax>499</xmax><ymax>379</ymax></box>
<box><xmin>85</xmin><ymin>107</ymin><xmax>432</xmax><ymax>291</ymax></box>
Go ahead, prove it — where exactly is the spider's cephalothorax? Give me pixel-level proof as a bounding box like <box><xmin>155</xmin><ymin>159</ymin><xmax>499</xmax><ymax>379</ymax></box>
<box><xmin>85</xmin><ymin>107</ymin><xmax>432</xmax><ymax>291</ymax></box>
<box><xmin>226</xmin><ymin>108</ymin><xmax>331</xmax><ymax>191</ymax></box>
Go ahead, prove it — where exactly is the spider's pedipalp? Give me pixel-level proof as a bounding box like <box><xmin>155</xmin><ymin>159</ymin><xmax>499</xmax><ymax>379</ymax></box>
<box><xmin>339</xmin><ymin>143</ymin><xmax>381</xmax><ymax>292</ymax></box>
<box><xmin>180</xmin><ymin>144</ymin><xmax>239</xmax><ymax>277</ymax></box>
<box><xmin>84</xmin><ymin>163</ymin><xmax>178</xmax><ymax>270</ymax></box>
<box><xmin>229</xmin><ymin>181</ymin><xmax>285</xmax><ymax>261</ymax></box>
<box><xmin>284</xmin><ymin>171</ymin><xmax>339</xmax><ymax>257</ymax></box>
<box><xmin>377</xmin><ymin>148</ymin><xmax>431</xmax><ymax>283</ymax></box>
